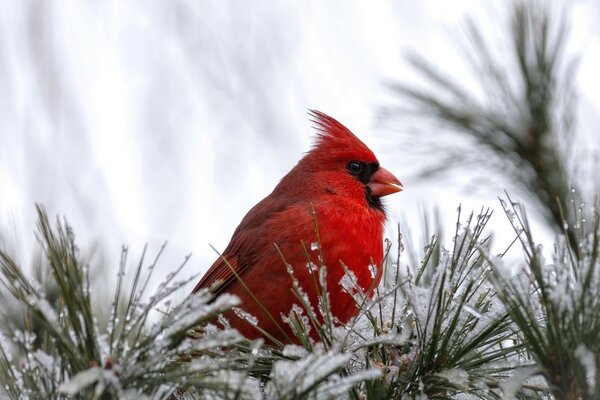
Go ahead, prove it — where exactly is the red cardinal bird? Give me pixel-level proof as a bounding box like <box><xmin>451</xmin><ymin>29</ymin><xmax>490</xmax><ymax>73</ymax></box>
<box><xmin>193</xmin><ymin>110</ymin><xmax>402</xmax><ymax>344</ymax></box>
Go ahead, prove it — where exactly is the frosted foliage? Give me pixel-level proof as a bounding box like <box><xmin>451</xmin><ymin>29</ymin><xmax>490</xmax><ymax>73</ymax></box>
<box><xmin>306</xmin><ymin>261</ymin><xmax>318</xmax><ymax>272</ymax></box>
<box><xmin>232</xmin><ymin>306</ymin><xmax>259</xmax><ymax>326</ymax></box>
<box><xmin>507</xmin><ymin>230</ymin><xmax>600</xmax><ymax>324</ymax></box>
<box><xmin>546</xmin><ymin>244</ymin><xmax>600</xmax><ymax>314</ymax></box>
<box><xmin>10</xmin><ymin>203</ymin><xmax>600</xmax><ymax>398</ymax></box>
<box><xmin>343</xmin><ymin>289</ymin><xmax>412</xmax><ymax>348</ymax></box>
<box><xmin>499</xmin><ymin>367</ymin><xmax>538</xmax><ymax>400</ymax></box>
<box><xmin>339</xmin><ymin>268</ymin><xmax>367</xmax><ymax>306</ymax></box>
<box><xmin>318</xmin><ymin>265</ymin><xmax>328</xmax><ymax>288</ymax></box>
<box><xmin>58</xmin><ymin>367</ymin><xmax>120</xmax><ymax>395</ymax></box>
<box><xmin>187</xmin><ymin>369</ymin><xmax>262</xmax><ymax>400</ymax></box>
<box><xmin>27</xmin><ymin>296</ymin><xmax>59</xmax><ymax>325</ymax></box>
<box><xmin>368</xmin><ymin>263</ymin><xmax>378</xmax><ymax>279</ymax></box>
<box><xmin>158</xmin><ymin>293</ymin><xmax>240</xmax><ymax>338</ymax></box>
<box><xmin>184</xmin><ymin>329</ymin><xmax>243</xmax><ymax>352</ymax></box>
<box><xmin>403</xmin><ymin>240</ymin><xmax>502</xmax><ymax>338</ymax></box>
<box><xmin>0</xmin><ymin>237</ymin><xmax>250</xmax><ymax>399</ymax></box>
<box><xmin>289</xmin><ymin>278</ymin><xmax>317</xmax><ymax>317</ymax></box>
<box><xmin>282</xmin><ymin>344</ymin><xmax>309</xmax><ymax>358</ymax></box>
<box><xmin>404</xmin><ymin>285</ymin><xmax>432</xmax><ymax>330</ymax></box>
<box><xmin>339</xmin><ymin>269</ymin><xmax>359</xmax><ymax>295</ymax></box>
<box><xmin>0</xmin><ymin>332</ymin><xmax>13</xmax><ymax>362</ymax></box>
<box><xmin>349</xmin><ymin>332</ymin><xmax>410</xmax><ymax>352</ymax></box>
<box><xmin>435</xmin><ymin>369</ymin><xmax>469</xmax><ymax>390</ymax></box>
<box><xmin>315</xmin><ymin>368</ymin><xmax>381</xmax><ymax>399</ymax></box>
<box><xmin>547</xmin><ymin>269</ymin><xmax>577</xmax><ymax>313</ymax></box>
<box><xmin>265</xmin><ymin>350</ymin><xmax>379</xmax><ymax>400</ymax></box>
<box><xmin>32</xmin><ymin>349</ymin><xmax>55</xmax><ymax>372</ymax></box>
<box><xmin>574</xmin><ymin>344</ymin><xmax>597</xmax><ymax>394</ymax></box>
<box><xmin>121</xmin><ymin>389</ymin><xmax>151</xmax><ymax>400</ymax></box>
<box><xmin>281</xmin><ymin>304</ymin><xmax>312</xmax><ymax>336</ymax></box>
<box><xmin>97</xmin><ymin>334</ymin><xmax>110</xmax><ymax>363</ymax></box>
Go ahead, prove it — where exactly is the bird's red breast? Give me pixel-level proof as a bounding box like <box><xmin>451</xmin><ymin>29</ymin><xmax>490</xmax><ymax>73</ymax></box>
<box><xmin>193</xmin><ymin>110</ymin><xmax>402</xmax><ymax>344</ymax></box>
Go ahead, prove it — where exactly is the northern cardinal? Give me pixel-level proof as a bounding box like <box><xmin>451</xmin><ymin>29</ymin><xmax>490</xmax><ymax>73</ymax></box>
<box><xmin>193</xmin><ymin>110</ymin><xmax>402</xmax><ymax>344</ymax></box>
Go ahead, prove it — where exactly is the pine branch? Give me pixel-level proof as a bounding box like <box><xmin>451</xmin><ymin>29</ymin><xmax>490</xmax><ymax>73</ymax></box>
<box><xmin>490</xmin><ymin>196</ymin><xmax>600</xmax><ymax>399</ymax></box>
<box><xmin>3</xmin><ymin>200</ymin><xmax>598</xmax><ymax>399</ymax></box>
<box><xmin>390</xmin><ymin>207</ymin><xmax>528</xmax><ymax>399</ymax></box>
<box><xmin>390</xmin><ymin>2</ymin><xmax>586</xmax><ymax>254</ymax></box>
<box><xmin>0</xmin><ymin>205</ymin><xmax>250</xmax><ymax>399</ymax></box>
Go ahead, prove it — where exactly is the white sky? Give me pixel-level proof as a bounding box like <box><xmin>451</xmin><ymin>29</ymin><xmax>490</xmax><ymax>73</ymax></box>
<box><xmin>0</xmin><ymin>0</ymin><xmax>598</xmax><ymax>298</ymax></box>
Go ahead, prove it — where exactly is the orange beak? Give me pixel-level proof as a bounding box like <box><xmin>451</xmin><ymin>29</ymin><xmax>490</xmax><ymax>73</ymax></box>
<box><xmin>368</xmin><ymin>166</ymin><xmax>403</xmax><ymax>197</ymax></box>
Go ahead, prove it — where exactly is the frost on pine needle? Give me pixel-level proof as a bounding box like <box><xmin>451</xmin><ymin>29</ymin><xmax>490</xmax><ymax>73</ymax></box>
<box><xmin>305</xmin><ymin>261</ymin><xmax>319</xmax><ymax>272</ymax></box>
<box><xmin>491</xmin><ymin>196</ymin><xmax>600</xmax><ymax>398</ymax></box>
<box><xmin>182</xmin><ymin>369</ymin><xmax>262</xmax><ymax>400</ymax></box>
<box><xmin>574</xmin><ymin>344</ymin><xmax>596</xmax><ymax>395</ymax></box>
<box><xmin>272</xmin><ymin>205</ymin><xmax>528</xmax><ymax>398</ymax></box>
<box><xmin>281</xmin><ymin>344</ymin><xmax>309</xmax><ymax>358</ymax></box>
<box><xmin>232</xmin><ymin>306</ymin><xmax>259</xmax><ymax>327</ymax></box>
<box><xmin>4</xmin><ymin>199</ymin><xmax>600</xmax><ymax>399</ymax></box>
<box><xmin>498</xmin><ymin>367</ymin><xmax>540</xmax><ymax>400</ymax></box>
<box><xmin>368</xmin><ymin>263</ymin><xmax>378</xmax><ymax>279</ymax></box>
<box><xmin>156</xmin><ymin>291</ymin><xmax>240</xmax><ymax>339</ymax></box>
<box><xmin>0</xmin><ymin>204</ymin><xmax>530</xmax><ymax>399</ymax></box>
<box><xmin>281</xmin><ymin>304</ymin><xmax>312</xmax><ymax>339</ymax></box>
<box><xmin>348</xmin><ymin>332</ymin><xmax>409</xmax><ymax>353</ymax></box>
<box><xmin>434</xmin><ymin>369</ymin><xmax>469</xmax><ymax>391</ymax></box>
<box><xmin>339</xmin><ymin>266</ymin><xmax>367</xmax><ymax>305</ymax></box>
<box><xmin>183</xmin><ymin>329</ymin><xmax>243</xmax><ymax>354</ymax></box>
<box><xmin>26</xmin><ymin>296</ymin><xmax>59</xmax><ymax>325</ymax></box>
<box><xmin>58</xmin><ymin>367</ymin><xmax>121</xmax><ymax>396</ymax></box>
<box><xmin>0</xmin><ymin>206</ymin><xmax>247</xmax><ymax>399</ymax></box>
<box><xmin>265</xmin><ymin>349</ymin><xmax>380</xmax><ymax>400</ymax></box>
<box><xmin>387</xmin><ymin>207</ymin><xmax>521</xmax><ymax>398</ymax></box>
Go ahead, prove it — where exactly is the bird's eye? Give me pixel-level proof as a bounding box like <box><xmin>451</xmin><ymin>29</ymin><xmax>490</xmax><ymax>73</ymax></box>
<box><xmin>348</xmin><ymin>161</ymin><xmax>363</xmax><ymax>174</ymax></box>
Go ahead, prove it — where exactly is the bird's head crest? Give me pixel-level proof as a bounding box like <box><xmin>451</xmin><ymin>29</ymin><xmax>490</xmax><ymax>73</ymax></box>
<box><xmin>307</xmin><ymin>110</ymin><xmax>378</xmax><ymax>164</ymax></box>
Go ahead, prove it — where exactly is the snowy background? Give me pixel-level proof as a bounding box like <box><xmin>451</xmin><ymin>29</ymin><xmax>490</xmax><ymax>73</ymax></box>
<box><xmin>0</xmin><ymin>0</ymin><xmax>599</xmax><ymax>295</ymax></box>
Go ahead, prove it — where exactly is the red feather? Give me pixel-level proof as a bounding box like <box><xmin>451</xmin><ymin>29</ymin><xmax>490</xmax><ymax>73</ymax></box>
<box><xmin>193</xmin><ymin>110</ymin><xmax>402</xmax><ymax>343</ymax></box>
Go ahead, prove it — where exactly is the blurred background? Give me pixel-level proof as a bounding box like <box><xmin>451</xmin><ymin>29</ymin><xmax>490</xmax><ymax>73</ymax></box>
<box><xmin>0</xmin><ymin>0</ymin><xmax>599</xmax><ymax>297</ymax></box>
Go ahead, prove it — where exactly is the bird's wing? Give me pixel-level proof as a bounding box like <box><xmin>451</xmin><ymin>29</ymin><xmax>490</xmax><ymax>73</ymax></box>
<box><xmin>191</xmin><ymin>219</ymin><xmax>291</xmax><ymax>297</ymax></box>
<box><xmin>192</xmin><ymin>253</ymin><xmax>240</xmax><ymax>294</ymax></box>
<box><xmin>192</xmin><ymin>199</ymin><xmax>315</xmax><ymax>298</ymax></box>
<box><xmin>191</xmin><ymin>195</ymin><xmax>285</xmax><ymax>296</ymax></box>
